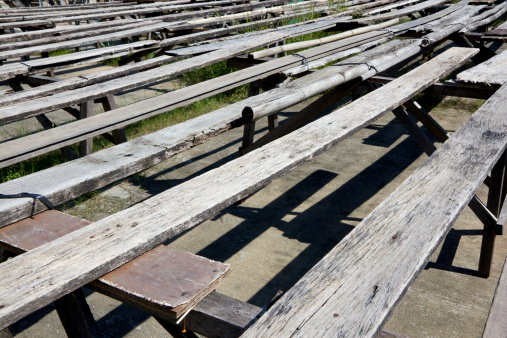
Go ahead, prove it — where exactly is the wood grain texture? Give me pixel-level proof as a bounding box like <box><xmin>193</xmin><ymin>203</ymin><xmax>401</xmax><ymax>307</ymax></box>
<box><xmin>353</xmin><ymin>0</ymin><xmax>451</xmax><ymax>23</ymax></box>
<box><xmin>483</xmin><ymin>256</ymin><xmax>507</xmax><ymax>337</ymax></box>
<box><xmin>457</xmin><ymin>49</ymin><xmax>507</xmax><ymax>85</ymax></box>
<box><xmin>244</xmin><ymin>77</ymin><xmax>507</xmax><ymax>338</ymax></box>
<box><xmin>0</xmin><ymin>47</ymin><xmax>477</xmax><ymax>330</ymax></box>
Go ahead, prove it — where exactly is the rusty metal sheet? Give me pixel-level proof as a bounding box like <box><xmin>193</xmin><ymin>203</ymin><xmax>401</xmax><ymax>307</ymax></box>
<box><xmin>0</xmin><ymin>210</ymin><xmax>90</xmax><ymax>253</ymax></box>
<box><xmin>98</xmin><ymin>245</ymin><xmax>231</xmax><ymax>318</ymax></box>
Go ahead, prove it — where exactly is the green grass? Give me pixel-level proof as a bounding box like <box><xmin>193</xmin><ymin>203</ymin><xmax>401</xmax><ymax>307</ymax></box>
<box><xmin>48</xmin><ymin>49</ymin><xmax>75</xmax><ymax>57</ymax></box>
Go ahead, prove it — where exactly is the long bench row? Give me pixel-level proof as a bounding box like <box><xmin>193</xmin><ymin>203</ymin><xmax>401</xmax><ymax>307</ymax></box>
<box><xmin>0</xmin><ymin>46</ymin><xmax>489</xmax><ymax>333</ymax></box>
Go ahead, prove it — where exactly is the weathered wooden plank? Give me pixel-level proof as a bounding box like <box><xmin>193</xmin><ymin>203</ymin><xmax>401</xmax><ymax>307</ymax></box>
<box><xmin>0</xmin><ymin>36</ymin><xmax>404</xmax><ymax>168</ymax></box>
<box><xmin>459</xmin><ymin>2</ymin><xmax>507</xmax><ymax>33</ymax></box>
<box><xmin>365</xmin><ymin>0</ymin><xmax>421</xmax><ymax>15</ymax></box>
<box><xmin>0</xmin><ymin>34</ymin><xmax>400</xmax><ymax>214</ymax></box>
<box><xmin>0</xmin><ymin>20</ymin><xmax>157</xmax><ymax>52</ymax></box>
<box><xmin>0</xmin><ymin>9</ymin><xmax>344</xmax><ymax>81</ymax></box>
<box><xmin>0</xmin><ymin>0</ymin><xmax>249</xmax><ymax>21</ymax></box>
<box><xmin>352</xmin><ymin>0</ymin><xmax>451</xmax><ymax>23</ymax></box>
<box><xmin>0</xmin><ymin>55</ymin><xmax>175</xmax><ymax>106</ymax></box>
<box><xmin>0</xmin><ymin>21</ymin><xmax>177</xmax><ymax>59</ymax></box>
<box><xmin>0</xmin><ymin>39</ymin><xmax>159</xmax><ymax>81</ymax></box>
<box><xmin>483</xmin><ymin>256</ymin><xmax>507</xmax><ymax>338</ymax></box>
<box><xmin>456</xmin><ymin>49</ymin><xmax>507</xmax><ymax>85</ymax></box>
<box><xmin>0</xmin><ymin>19</ymin><xmax>140</xmax><ymax>43</ymax></box>
<box><xmin>392</xmin><ymin>0</ymin><xmax>471</xmax><ymax>33</ymax></box>
<box><xmin>0</xmin><ymin>0</ymin><xmax>298</xmax><ymax>29</ymax></box>
<box><xmin>0</xmin><ymin>47</ymin><xmax>477</xmax><ymax>330</ymax></box>
<box><xmin>0</xmin><ymin>29</ymin><xmax>297</xmax><ymax>124</ymax></box>
<box><xmin>248</xmin><ymin>18</ymin><xmax>399</xmax><ymax>60</ymax></box>
<box><xmin>0</xmin><ymin>24</ymin><xmax>380</xmax><ymax>126</ymax></box>
<box><xmin>166</xmin><ymin>17</ymin><xmax>349</xmax><ymax>56</ymax></box>
<box><xmin>369</xmin><ymin>76</ymin><xmax>499</xmax><ymax>99</ymax></box>
<box><xmin>244</xmin><ymin>74</ymin><xmax>507</xmax><ymax>338</ymax></box>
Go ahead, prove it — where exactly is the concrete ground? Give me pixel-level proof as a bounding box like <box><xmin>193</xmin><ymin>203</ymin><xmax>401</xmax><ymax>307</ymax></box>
<box><xmin>1</xmin><ymin>47</ymin><xmax>507</xmax><ymax>337</ymax></box>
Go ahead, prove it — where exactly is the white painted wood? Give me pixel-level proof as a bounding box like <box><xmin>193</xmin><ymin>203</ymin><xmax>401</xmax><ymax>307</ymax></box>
<box><xmin>0</xmin><ymin>47</ymin><xmax>477</xmax><ymax>330</ymax></box>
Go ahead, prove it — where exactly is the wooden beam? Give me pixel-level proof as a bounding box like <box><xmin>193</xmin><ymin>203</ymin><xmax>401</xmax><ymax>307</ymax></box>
<box><xmin>79</xmin><ymin>101</ymin><xmax>94</xmax><ymax>157</ymax></box>
<box><xmin>368</xmin><ymin>76</ymin><xmax>499</xmax><ymax>99</ymax></box>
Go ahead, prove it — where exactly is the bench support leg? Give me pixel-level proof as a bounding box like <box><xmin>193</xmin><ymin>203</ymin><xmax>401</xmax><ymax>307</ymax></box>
<box><xmin>239</xmin><ymin>79</ymin><xmax>264</xmax><ymax>153</ymax></box>
<box><xmin>79</xmin><ymin>101</ymin><xmax>94</xmax><ymax>157</ymax></box>
<box><xmin>479</xmin><ymin>151</ymin><xmax>507</xmax><ymax>278</ymax></box>
<box><xmin>6</xmin><ymin>77</ymin><xmax>79</xmax><ymax>161</ymax></box>
<box><xmin>54</xmin><ymin>289</ymin><xmax>100</xmax><ymax>338</ymax></box>
<box><xmin>390</xmin><ymin>99</ymin><xmax>503</xmax><ymax>278</ymax></box>
<box><xmin>98</xmin><ymin>95</ymin><xmax>127</xmax><ymax>144</ymax></box>
<box><xmin>392</xmin><ymin>106</ymin><xmax>436</xmax><ymax>156</ymax></box>
<box><xmin>451</xmin><ymin>35</ymin><xmax>497</xmax><ymax>64</ymax></box>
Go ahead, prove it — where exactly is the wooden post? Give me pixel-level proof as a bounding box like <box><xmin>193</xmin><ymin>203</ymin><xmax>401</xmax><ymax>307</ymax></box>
<box><xmin>392</xmin><ymin>106</ymin><xmax>436</xmax><ymax>156</ymax></box>
<box><xmin>240</xmin><ymin>81</ymin><xmax>261</xmax><ymax>152</ymax></box>
<box><xmin>79</xmin><ymin>101</ymin><xmax>94</xmax><ymax>157</ymax></box>
<box><xmin>99</xmin><ymin>95</ymin><xmax>127</xmax><ymax>144</ymax></box>
<box><xmin>53</xmin><ymin>289</ymin><xmax>100</xmax><ymax>338</ymax></box>
<box><xmin>479</xmin><ymin>150</ymin><xmax>506</xmax><ymax>277</ymax></box>
<box><xmin>239</xmin><ymin>79</ymin><xmax>362</xmax><ymax>156</ymax></box>
<box><xmin>40</xmin><ymin>52</ymin><xmax>55</xmax><ymax>78</ymax></box>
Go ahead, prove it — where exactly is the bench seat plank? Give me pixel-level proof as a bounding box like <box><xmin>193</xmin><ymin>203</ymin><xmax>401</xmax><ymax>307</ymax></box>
<box><xmin>483</xmin><ymin>256</ymin><xmax>507</xmax><ymax>337</ymax></box>
<box><xmin>243</xmin><ymin>85</ymin><xmax>507</xmax><ymax>336</ymax></box>
<box><xmin>456</xmin><ymin>49</ymin><xmax>507</xmax><ymax>85</ymax></box>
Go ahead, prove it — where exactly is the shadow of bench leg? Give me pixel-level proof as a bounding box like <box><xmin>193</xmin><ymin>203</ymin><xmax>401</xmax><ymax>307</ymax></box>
<box><xmin>54</xmin><ymin>289</ymin><xmax>100</xmax><ymax>338</ymax></box>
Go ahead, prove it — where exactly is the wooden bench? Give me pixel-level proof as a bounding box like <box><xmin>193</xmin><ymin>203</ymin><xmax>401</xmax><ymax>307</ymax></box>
<box><xmin>0</xmin><ymin>210</ymin><xmax>232</xmax><ymax>337</ymax></box>
<box><xmin>0</xmin><ymin>47</ymin><xmax>481</xmax><ymax>331</ymax></box>
<box><xmin>242</xmin><ymin>83</ymin><xmax>507</xmax><ymax>336</ymax></box>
